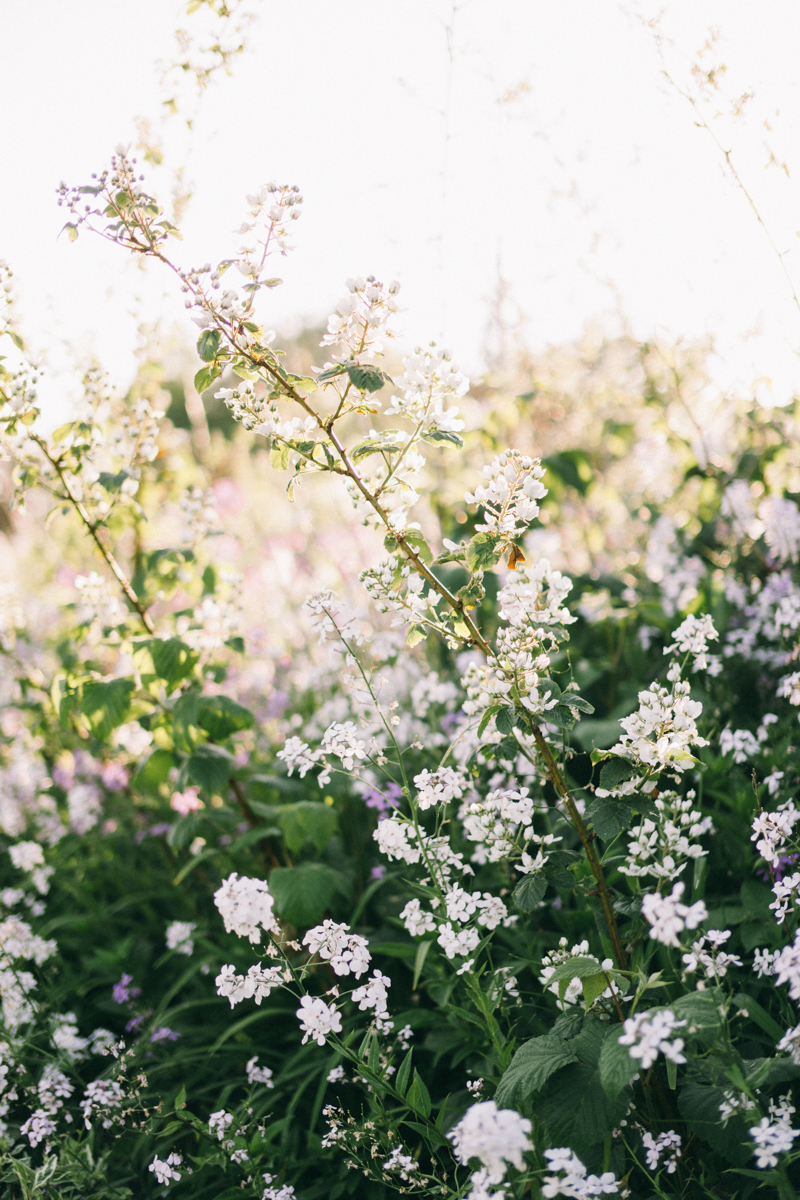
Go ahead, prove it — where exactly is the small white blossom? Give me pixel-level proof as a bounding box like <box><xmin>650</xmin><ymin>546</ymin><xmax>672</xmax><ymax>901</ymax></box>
<box><xmin>296</xmin><ymin>996</ymin><xmax>342</xmax><ymax>1046</ymax></box>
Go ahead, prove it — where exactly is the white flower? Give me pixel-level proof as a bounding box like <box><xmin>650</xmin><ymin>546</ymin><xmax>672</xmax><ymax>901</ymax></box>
<box><xmin>351</xmin><ymin>970</ymin><xmax>391</xmax><ymax>1020</ymax></box>
<box><xmin>750</xmin><ymin>1114</ymin><xmax>800</xmax><ymax>1168</ymax></box>
<box><xmin>296</xmin><ymin>996</ymin><xmax>342</xmax><ymax>1046</ymax></box>
<box><xmin>447</xmin><ymin>1100</ymin><xmax>531</xmax><ymax>1184</ymax></box>
<box><xmin>619</xmin><ymin>1009</ymin><xmax>686</xmax><ymax>1070</ymax></box>
<box><xmin>383</xmin><ymin>1144</ymin><xmax>418</xmax><ymax>1180</ymax></box>
<box><xmin>413</xmin><ymin>766</ymin><xmax>465</xmax><ymax>810</ymax></box>
<box><xmin>641</xmin><ymin>882</ymin><xmax>707</xmax><ymax>947</ymax></box>
<box><xmin>664</xmin><ymin>613</ymin><xmax>718</xmax><ymax>671</ymax></box>
<box><xmin>166</xmin><ymin>920</ymin><xmax>195</xmax><ymax>955</ymax></box>
<box><xmin>437</xmin><ymin>922</ymin><xmax>480</xmax><ymax>960</ymax></box>
<box><xmin>8</xmin><ymin>841</ymin><xmax>44</xmax><ymax>871</ymax></box>
<box><xmin>38</xmin><ymin>1064</ymin><xmax>74</xmax><ymax>1113</ymax></box>
<box><xmin>209</xmin><ymin>1110</ymin><xmax>234</xmax><ymax>1139</ymax></box>
<box><xmin>80</xmin><ymin>1078</ymin><xmax>123</xmax><ymax>1129</ymax></box>
<box><xmin>400</xmin><ymin>899</ymin><xmax>436</xmax><ymax>937</ymax></box>
<box><xmin>20</xmin><ymin>1109</ymin><xmax>56</xmax><ymax>1146</ymax></box>
<box><xmin>303</xmin><ymin>920</ymin><xmax>371</xmax><ymax>978</ymax></box>
<box><xmin>642</xmin><ymin>1130</ymin><xmax>681</xmax><ymax>1173</ymax></box>
<box><xmin>774</xmin><ymin>932</ymin><xmax>800</xmax><ymax>1001</ymax></box>
<box><xmin>542</xmin><ymin>1147</ymin><xmax>619</xmax><ymax>1196</ymax></box>
<box><xmin>374</xmin><ymin>818</ymin><xmax>421</xmax><ymax>864</ymax></box>
<box><xmin>215</xmin><ymin>963</ymin><xmax>284</xmax><ymax>1008</ymax></box>
<box><xmin>213</xmin><ymin>873</ymin><xmax>278</xmax><ymax>944</ymax></box>
<box><xmin>149</xmin><ymin>1153</ymin><xmax>182</xmax><ymax>1185</ymax></box>
<box><xmin>465</xmin><ymin>450</ymin><xmax>547</xmax><ymax>538</ymax></box>
<box><xmin>246</xmin><ymin>1056</ymin><xmax>275</xmax><ymax>1086</ymax></box>
<box><xmin>321</xmin><ymin>721</ymin><xmax>367</xmax><ymax>771</ymax></box>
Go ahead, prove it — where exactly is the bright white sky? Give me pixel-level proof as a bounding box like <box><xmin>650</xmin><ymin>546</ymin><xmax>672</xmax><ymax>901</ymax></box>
<box><xmin>3</xmin><ymin>0</ymin><xmax>800</xmax><ymax>412</ymax></box>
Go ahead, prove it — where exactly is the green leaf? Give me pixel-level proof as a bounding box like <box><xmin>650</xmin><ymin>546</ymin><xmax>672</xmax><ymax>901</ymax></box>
<box><xmin>187</xmin><ymin>743</ymin><xmax>234</xmax><ymax>795</ymax></box>
<box><xmin>544</xmin><ymin>1021</ymin><xmax>629</xmax><ymax>1153</ymax></box>
<box><xmin>733</xmin><ymin>993</ymin><xmax>784</xmax><ymax>1042</ymax></box>
<box><xmin>197</xmin><ymin>328</ymin><xmax>222</xmax><ymax>362</ymax></box>
<box><xmin>465</xmin><ymin>532</ymin><xmax>504</xmax><ymax>573</ymax></box>
<box><xmin>196</xmin><ymin>694</ymin><xmax>254</xmax><ymax>740</ymax></box>
<box><xmin>477</xmin><ymin>704</ymin><xmax>502</xmax><ymax>739</ymax></box>
<box><xmin>194</xmin><ymin>364</ymin><xmax>221</xmax><ymax>393</ymax></box>
<box><xmin>174</xmin><ymin>1085</ymin><xmax>186</xmax><ymax>1112</ymax></box>
<box><xmin>405</xmin><ymin>1070</ymin><xmax>431</xmax><ymax>1117</ymax></box>
<box><xmin>316</xmin><ymin>364</ymin><xmax>347</xmax><ymax>383</ymax></box>
<box><xmin>269</xmin><ymin>863</ymin><xmax>347</xmax><ymax>928</ymax></box>
<box><xmin>678</xmin><ymin>1082</ymin><xmax>752</xmax><ymax>1165</ymax></box>
<box><xmin>351</xmin><ymin>437</ymin><xmax>404</xmax><ymax>462</ymax></box>
<box><xmin>495</xmin><ymin>1035</ymin><xmax>580</xmax><ymax>1108</ymax></box>
<box><xmin>275</xmin><ymin>801</ymin><xmax>338</xmax><ymax>853</ymax></box>
<box><xmin>80</xmin><ymin>678</ymin><xmax>135</xmax><ymax>741</ymax></box>
<box><xmin>598</xmin><ymin>758</ymin><xmax>636</xmax><ymax>790</ymax></box>
<box><xmin>412</xmin><ymin>940</ymin><xmax>434</xmax><ymax>989</ymax></box>
<box><xmin>559</xmin><ymin>692</ymin><xmax>595</xmax><ymax>714</ymax></box>
<box><xmin>548</xmin><ymin>956</ymin><xmax>605</xmax><ymax>985</ymax></box>
<box><xmin>671</xmin><ymin>991</ymin><xmax>723</xmax><ymax>1035</ymax></box>
<box><xmin>421</xmin><ymin>429</ymin><xmax>464</xmax><ymax>448</ymax></box>
<box><xmin>396</xmin><ymin>1049</ymin><xmax>414</xmax><ymax>1096</ymax></box>
<box><xmin>346</xmin><ymin>364</ymin><xmax>387</xmax><ymax>392</ymax></box>
<box><xmin>513</xmin><ymin>872</ymin><xmax>547</xmax><ymax>912</ymax></box>
<box><xmin>496</xmin><ymin>706</ymin><xmax>516</xmax><ymax>735</ymax></box>
<box><xmin>598</xmin><ymin>1030</ymin><xmax>638</xmax><ymax>1100</ymax></box>
<box><xmin>270</xmin><ymin>442</ymin><xmax>291</xmax><ymax>470</ymax></box>
<box><xmin>146</xmin><ymin>638</ymin><xmax>198</xmax><ymax>689</ymax></box>
<box><xmin>97</xmin><ymin>469</ymin><xmax>132</xmax><ymax>493</ymax></box>
<box><xmin>132</xmin><ymin>748</ymin><xmax>174</xmax><ymax>796</ymax></box>
<box><xmin>586</xmin><ymin>797</ymin><xmax>636</xmax><ymax>840</ymax></box>
<box><xmin>581</xmin><ymin>971</ymin><xmax>613</xmax><ymax>1009</ymax></box>
<box><xmin>171</xmin><ymin>690</ymin><xmax>201</xmax><ymax>753</ymax></box>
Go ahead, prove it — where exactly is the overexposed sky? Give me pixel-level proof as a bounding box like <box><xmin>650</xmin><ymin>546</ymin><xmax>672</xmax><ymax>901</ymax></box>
<box><xmin>3</xmin><ymin>0</ymin><xmax>800</xmax><ymax>410</ymax></box>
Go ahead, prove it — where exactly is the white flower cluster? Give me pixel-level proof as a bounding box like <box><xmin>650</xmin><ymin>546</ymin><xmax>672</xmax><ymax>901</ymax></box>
<box><xmin>382</xmin><ymin>1144</ymin><xmax>418</xmax><ymax>1180</ymax></box>
<box><xmin>641</xmin><ymin>882</ymin><xmax>707</xmax><ymax>948</ymax></box>
<box><xmin>465</xmin><ymin>450</ymin><xmax>547</xmax><ymax>538</ymax></box>
<box><xmin>761</xmin><ymin>494</ymin><xmax>800</xmax><ymax>564</ymax></box>
<box><xmin>641</xmin><ymin>1130</ymin><xmax>681</xmax><ymax>1174</ymax></box>
<box><xmin>771</xmin><ymin>873</ymin><xmax>800</xmax><ymax>924</ymax></box>
<box><xmin>682</xmin><ymin>929</ymin><xmax>742</xmax><ymax>980</ymax></box>
<box><xmin>619</xmin><ymin>1009</ymin><xmax>686</xmax><ymax>1070</ymax></box>
<box><xmin>414</xmin><ymin>766</ymin><xmax>466</xmax><ymax>810</ymax></box>
<box><xmin>178</xmin><ymin>486</ymin><xmax>219</xmax><ymax>546</ymax></box>
<box><xmin>38</xmin><ymin>1064</ymin><xmax>74</xmax><ymax>1114</ymax></box>
<box><xmin>447</xmin><ymin>1099</ymin><xmax>531</xmax><ymax>1195</ymax></box>
<box><xmin>387</xmin><ymin>344</ymin><xmax>467</xmax><ymax>434</ymax></box>
<box><xmin>278</xmin><ymin>719</ymin><xmax>366</xmax><ymax>788</ymax></box>
<box><xmin>20</xmin><ymin>1110</ymin><xmax>56</xmax><ymax>1147</ymax></box>
<box><xmin>80</xmin><ymin>1078</ymin><xmax>123</xmax><ymax>1129</ymax></box>
<box><xmin>320</xmin><ymin>276</ymin><xmax>401</xmax><ymax>362</ymax></box>
<box><xmin>539</xmin><ymin>940</ymin><xmax>615</xmax><ymax>1010</ymax></box>
<box><xmin>751</xmin><ymin>802</ymin><xmax>798</xmax><ymax>868</ymax></box>
<box><xmin>541</xmin><ymin>1147</ymin><xmax>619</xmax><ymax>1197</ymax></box>
<box><xmin>774</xmin><ymin>931</ymin><xmax>800</xmax><ymax>1001</ymax></box>
<box><xmin>296</xmin><ymin>995</ymin><xmax>343</xmax><ymax>1046</ymax></box>
<box><xmin>304</xmin><ymin>589</ymin><xmax>367</xmax><ymax>651</ymax></box>
<box><xmin>166</xmin><ymin>920</ymin><xmax>195</xmax><ymax>956</ymax></box>
<box><xmin>215</xmin><ymin>963</ymin><xmax>285</xmax><ymax>1008</ymax></box>
<box><xmin>246</xmin><ymin>1056</ymin><xmax>274</xmax><ymax>1087</ymax></box>
<box><xmin>664</xmin><ymin>612</ymin><xmax>720</xmax><ymax>673</ymax></box>
<box><xmin>719</xmin><ymin>1088</ymin><xmax>756</xmax><ymax>1124</ymax></box>
<box><xmin>0</xmin><ymin>915</ymin><xmax>56</xmax><ymax>968</ymax></box>
<box><xmin>213</xmin><ymin>873</ymin><xmax>279</xmax><ymax>944</ymax></box>
<box><xmin>209</xmin><ymin>1109</ymin><xmax>233</xmax><ymax>1140</ymax></box>
<box><xmin>621</xmin><ymin>791</ymin><xmax>712</xmax><ymax>882</ymax></box>
<box><xmin>610</xmin><ymin>679</ymin><xmax>707</xmax><ymax>779</ymax></box>
<box><xmin>750</xmin><ymin>1096</ymin><xmax>800</xmax><ymax>1169</ymax></box>
<box><xmin>352</xmin><ymin>969</ymin><xmax>393</xmax><ymax>1031</ymax></box>
<box><xmin>645</xmin><ymin>515</ymin><xmax>704</xmax><ymax>616</ymax></box>
<box><xmin>149</xmin><ymin>1153</ymin><xmax>183</xmax><ymax>1185</ymax></box>
<box><xmin>302</xmin><ymin>921</ymin><xmax>370</xmax><ymax>978</ymax></box>
<box><xmin>374</xmin><ymin>817</ymin><xmax>470</xmax><ymax>882</ymax></box>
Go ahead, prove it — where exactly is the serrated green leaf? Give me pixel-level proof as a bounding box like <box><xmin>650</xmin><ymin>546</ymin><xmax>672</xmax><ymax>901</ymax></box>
<box><xmin>465</xmin><ymin>532</ymin><xmax>504</xmax><ymax>573</ymax></box>
<box><xmin>97</xmin><ymin>469</ymin><xmax>131</xmax><ymax>493</ymax></box>
<box><xmin>477</xmin><ymin>705</ymin><xmax>502</xmax><ymax>738</ymax></box>
<box><xmin>346</xmin><ymin>364</ymin><xmax>387</xmax><ymax>392</ymax></box>
<box><xmin>270</xmin><ymin>442</ymin><xmax>291</xmax><ymax>470</ymax></box>
<box><xmin>598</xmin><ymin>758</ymin><xmax>636</xmax><ymax>790</ymax></box>
<box><xmin>146</xmin><ymin>638</ymin><xmax>198</xmax><ymax>689</ymax></box>
<box><xmin>196</xmin><ymin>694</ymin><xmax>254</xmax><ymax>740</ymax></box>
<box><xmin>197</xmin><ymin>328</ymin><xmax>222</xmax><ymax>362</ymax></box>
<box><xmin>560</xmin><ymin>691</ymin><xmax>595</xmax><ymax>714</ymax></box>
<box><xmin>513</xmin><ymin>872</ymin><xmax>547</xmax><ymax>912</ymax></box>
<box><xmin>269</xmin><ymin>863</ymin><xmax>347</xmax><ymax>928</ymax></box>
<box><xmin>275</xmin><ymin>801</ymin><xmax>338</xmax><ymax>853</ymax></box>
<box><xmin>495</xmin><ymin>1035</ymin><xmax>579</xmax><ymax>1107</ymax></box>
<box><xmin>187</xmin><ymin>743</ymin><xmax>234</xmax><ymax>795</ymax></box>
<box><xmin>598</xmin><ymin>1029</ymin><xmax>638</xmax><ymax>1100</ymax></box>
<box><xmin>496</xmin><ymin>706</ymin><xmax>516</xmax><ymax>735</ymax></box>
<box><xmin>586</xmin><ymin>796</ymin><xmax>635</xmax><ymax>840</ymax></box>
<box><xmin>80</xmin><ymin>678</ymin><xmax>135</xmax><ymax>741</ymax></box>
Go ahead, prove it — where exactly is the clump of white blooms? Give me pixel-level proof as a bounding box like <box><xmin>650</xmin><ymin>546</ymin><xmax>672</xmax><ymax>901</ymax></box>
<box><xmin>619</xmin><ymin>1009</ymin><xmax>687</xmax><ymax>1070</ymax></box>
<box><xmin>149</xmin><ymin>1153</ymin><xmax>183</xmax><ymax>1185</ymax></box>
<box><xmin>80</xmin><ymin>1078</ymin><xmax>123</xmax><ymax>1129</ymax></box>
<box><xmin>209</xmin><ymin>1109</ymin><xmax>233</xmax><ymax>1140</ymax></box>
<box><xmin>20</xmin><ymin>1109</ymin><xmax>57</xmax><ymax>1147</ymax></box>
<box><xmin>382</xmin><ymin>1144</ymin><xmax>418</xmax><ymax>1181</ymax></box>
<box><xmin>321</xmin><ymin>275</ymin><xmax>400</xmax><ymax>362</ymax></box>
<box><xmin>166</xmin><ymin>920</ymin><xmax>195</xmax><ymax>955</ymax></box>
<box><xmin>664</xmin><ymin>612</ymin><xmax>720</xmax><ymax>673</ymax></box>
<box><xmin>608</xmin><ymin>680</ymin><xmax>707</xmax><ymax>780</ymax></box>
<box><xmin>447</xmin><ymin>1099</ymin><xmax>532</xmax><ymax>1191</ymax></box>
<box><xmin>751</xmin><ymin>802</ymin><xmax>799</xmax><ymax>868</ymax></box>
<box><xmin>541</xmin><ymin>1147</ymin><xmax>619</xmax><ymax>1197</ymax></box>
<box><xmin>296</xmin><ymin>996</ymin><xmax>342</xmax><ymax>1046</ymax></box>
<box><xmin>213</xmin><ymin>873</ymin><xmax>279</xmax><ymax>944</ymax></box>
<box><xmin>750</xmin><ymin>1095</ymin><xmax>800</xmax><ymax>1168</ymax></box>
<box><xmin>719</xmin><ymin>1088</ymin><xmax>756</xmax><ymax>1124</ymax></box>
<box><xmin>642</xmin><ymin>1130</ymin><xmax>682</xmax><ymax>1174</ymax></box>
<box><xmin>465</xmin><ymin>450</ymin><xmax>547</xmax><ymax>537</ymax></box>
<box><xmin>774</xmin><ymin>931</ymin><xmax>800</xmax><ymax>1001</ymax></box>
<box><xmin>215</xmin><ymin>963</ymin><xmax>284</xmax><ymax>1008</ymax></box>
<box><xmin>414</xmin><ymin>766</ymin><xmax>466</xmax><ymax>810</ymax></box>
<box><xmin>246</xmin><ymin>1056</ymin><xmax>274</xmax><ymax>1087</ymax></box>
<box><xmin>641</xmin><ymin>882</ymin><xmax>707</xmax><ymax>947</ymax></box>
<box><xmin>682</xmin><ymin>929</ymin><xmax>742</xmax><ymax>980</ymax></box>
<box><xmin>8</xmin><ymin>841</ymin><xmax>44</xmax><ymax>872</ymax></box>
<box><xmin>302</xmin><ymin>921</ymin><xmax>371</xmax><ymax>978</ymax></box>
<box><xmin>621</xmin><ymin>791</ymin><xmax>712</xmax><ymax>882</ymax></box>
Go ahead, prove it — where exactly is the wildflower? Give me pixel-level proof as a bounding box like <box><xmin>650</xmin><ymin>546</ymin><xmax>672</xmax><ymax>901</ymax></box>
<box><xmin>20</xmin><ymin>1109</ymin><xmax>56</xmax><ymax>1146</ymax></box>
<box><xmin>619</xmin><ymin>1009</ymin><xmax>686</xmax><ymax>1070</ymax></box>
<box><xmin>641</xmin><ymin>882</ymin><xmax>707</xmax><ymax>947</ymax></box>
<box><xmin>664</xmin><ymin>613</ymin><xmax>718</xmax><ymax>671</ymax></box>
<box><xmin>541</xmin><ymin>1147</ymin><xmax>619</xmax><ymax>1196</ymax></box>
<box><xmin>296</xmin><ymin>996</ymin><xmax>342</xmax><ymax>1046</ymax></box>
<box><xmin>774</xmin><ymin>932</ymin><xmax>800</xmax><ymax>1001</ymax></box>
<box><xmin>80</xmin><ymin>1078</ymin><xmax>123</xmax><ymax>1129</ymax></box>
<box><xmin>166</xmin><ymin>920</ymin><xmax>195</xmax><ymax>955</ymax></box>
<box><xmin>750</xmin><ymin>1115</ymin><xmax>800</xmax><ymax>1169</ymax></box>
<box><xmin>213</xmin><ymin>872</ymin><xmax>278</xmax><ymax>944</ymax></box>
<box><xmin>246</xmin><ymin>1056</ymin><xmax>274</xmax><ymax>1086</ymax></box>
<box><xmin>209</xmin><ymin>1110</ymin><xmax>234</xmax><ymax>1140</ymax></box>
<box><xmin>150</xmin><ymin>1026</ymin><xmax>180</xmax><ymax>1043</ymax></box>
<box><xmin>149</xmin><ymin>1153</ymin><xmax>182</xmax><ymax>1184</ymax></box>
<box><xmin>413</xmin><ymin>766</ymin><xmax>465</xmax><ymax>810</ymax></box>
<box><xmin>8</xmin><ymin>841</ymin><xmax>44</xmax><ymax>871</ymax></box>
<box><xmin>112</xmin><ymin>973</ymin><xmax>141</xmax><ymax>1005</ymax></box>
<box><xmin>642</xmin><ymin>1130</ymin><xmax>681</xmax><ymax>1173</ymax></box>
<box><xmin>383</xmin><ymin>1145</ymin><xmax>418</xmax><ymax>1180</ymax></box>
<box><xmin>447</xmin><ymin>1099</ymin><xmax>531</xmax><ymax>1184</ymax></box>
<box><xmin>170</xmin><ymin>787</ymin><xmax>203</xmax><ymax>815</ymax></box>
<box><xmin>302</xmin><ymin>920</ymin><xmax>371</xmax><ymax>978</ymax></box>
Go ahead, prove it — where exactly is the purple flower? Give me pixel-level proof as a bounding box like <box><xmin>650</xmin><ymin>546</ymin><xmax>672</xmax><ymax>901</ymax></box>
<box><xmin>370</xmin><ymin>865</ymin><xmax>387</xmax><ymax>881</ymax></box>
<box><xmin>125</xmin><ymin>1013</ymin><xmax>147</xmax><ymax>1033</ymax></box>
<box><xmin>101</xmin><ymin>761</ymin><xmax>129</xmax><ymax>791</ymax></box>
<box><xmin>51</xmin><ymin>764</ymin><xmax>75</xmax><ymax>790</ymax></box>
<box><xmin>148</xmin><ymin>823</ymin><xmax>172</xmax><ymax>838</ymax></box>
<box><xmin>364</xmin><ymin>782</ymin><xmax>402</xmax><ymax>814</ymax></box>
<box><xmin>440</xmin><ymin>713</ymin><xmax>460</xmax><ymax>732</ymax></box>
<box><xmin>150</xmin><ymin>1026</ymin><xmax>181</xmax><ymax>1043</ymax></box>
<box><xmin>758</xmin><ymin>852</ymin><xmax>799</xmax><ymax>883</ymax></box>
<box><xmin>112</xmin><ymin>973</ymin><xmax>141</xmax><ymax>1005</ymax></box>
